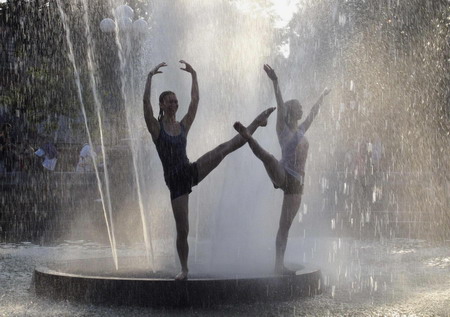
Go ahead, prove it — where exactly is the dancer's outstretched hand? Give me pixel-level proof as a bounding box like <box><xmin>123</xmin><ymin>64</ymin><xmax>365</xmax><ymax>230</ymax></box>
<box><xmin>255</xmin><ymin>107</ymin><xmax>276</xmax><ymax>127</ymax></box>
<box><xmin>180</xmin><ymin>60</ymin><xmax>196</xmax><ymax>74</ymax></box>
<box><xmin>263</xmin><ymin>64</ymin><xmax>278</xmax><ymax>81</ymax></box>
<box><xmin>148</xmin><ymin>62</ymin><xmax>167</xmax><ymax>77</ymax></box>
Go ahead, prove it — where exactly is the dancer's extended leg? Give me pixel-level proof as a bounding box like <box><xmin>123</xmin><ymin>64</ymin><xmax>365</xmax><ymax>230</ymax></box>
<box><xmin>196</xmin><ymin>107</ymin><xmax>275</xmax><ymax>182</ymax></box>
<box><xmin>171</xmin><ymin>194</ymin><xmax>189</xmax><ymax>280</ymax></box>
<box><xmin>233</xmin><ymin>122</ymin><xmax>285</xmax><ymax>187</ymax></box>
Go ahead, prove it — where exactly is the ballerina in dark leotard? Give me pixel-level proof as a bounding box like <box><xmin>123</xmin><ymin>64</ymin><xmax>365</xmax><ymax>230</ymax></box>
<box><xmin>143</xmin><ymin>61</ymin><xmax>275</xmax><ymax>280</ymax></box>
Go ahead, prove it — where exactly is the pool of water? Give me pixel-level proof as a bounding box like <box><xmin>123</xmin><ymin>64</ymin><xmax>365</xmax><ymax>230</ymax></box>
<box><xmin>1</xmin><ymin>237</ymin><xmax>449</xmax><ymax>316</ymax></box>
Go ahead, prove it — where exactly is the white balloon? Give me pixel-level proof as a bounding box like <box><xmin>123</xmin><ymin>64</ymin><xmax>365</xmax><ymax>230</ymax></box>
<box><xmin>118</xmin><ymin>17</ymin><xmax>133</xmax><ymax>31</ymax></box>
<box><xmin>99</xmin><ymin>18</ymin><xmax>116</xmax><ymax>33</ymax></box>
<box><xmin>115</xmin><ymin>5</ymin><xmax>134</xmax><ymax>20</ymax></box>
<box><xmin>132</xmin><ymin>18</ymin><xmax>149</xmax><ymax>34</ymax></box>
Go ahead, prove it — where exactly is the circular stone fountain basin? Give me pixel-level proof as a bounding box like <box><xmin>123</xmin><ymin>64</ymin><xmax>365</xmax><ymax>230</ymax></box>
<box><xmin>34</xmin><ymin>257</ymin><xmax>322</xmax><ymax>307</ymax></box>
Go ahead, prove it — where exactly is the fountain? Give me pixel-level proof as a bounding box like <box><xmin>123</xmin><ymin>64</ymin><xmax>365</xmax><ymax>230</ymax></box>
<box><xmin>31</xmin><ymin>0</ymin><xmax>323</xmax><ymax>307</ymax></box>
<box><xmin>0</xmin><ymin>0</ymin><xmax>448</xmax><ymax>314</ymax></box>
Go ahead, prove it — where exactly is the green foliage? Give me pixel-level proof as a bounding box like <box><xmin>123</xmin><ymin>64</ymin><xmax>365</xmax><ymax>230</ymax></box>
<box><xmin>0</xmin><ymin>0</ymin><xmax>137</xmax><ymax>139</ymax></box>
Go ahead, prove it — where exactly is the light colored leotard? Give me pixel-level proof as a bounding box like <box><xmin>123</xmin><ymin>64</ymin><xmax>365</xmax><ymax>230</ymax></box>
<box><xmin>278</xmin><ymin>123</ymin><xmax>309</xmax><ymax>184</ymax></box>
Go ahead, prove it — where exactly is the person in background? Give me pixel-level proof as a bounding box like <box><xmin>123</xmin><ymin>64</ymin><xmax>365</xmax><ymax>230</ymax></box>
<box><xmin>34</xmin><ymin>142</ymin><xmax>58</xmax><ymax>171</ymax></box>
<box><xmin>76</xmin><ymin>143</ymin><xmax>97</xmax><ymax>172</ymax></box>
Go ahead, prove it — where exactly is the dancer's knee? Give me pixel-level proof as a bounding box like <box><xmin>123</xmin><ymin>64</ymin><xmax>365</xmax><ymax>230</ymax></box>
<box><xmin>218</xmin><ymin>141</ymin><xmax>237</xmax><ymax>157</ymax></box>
<box><xmin>175</xmin><ymin>219</ymin><xmax>189</xmax><ymax>240</ymax></box>
<box><xmin>177</xmin><ymin>226</ymin><xmax>189</xmax><ymax>241</ymax></box>
<box><xmin>258</xmin><ymin>151</ymin><xmax>276</xmax><ymax>165</ymax></box>
<box><xmin>276</xmin><ymin>227</ymin><xmax>289</xmax><ymax>242</ymax></box>
<box><xmin>279</xmin><ymin>215</ymin><xmax>295</xmax><ymax>232</ymax></box>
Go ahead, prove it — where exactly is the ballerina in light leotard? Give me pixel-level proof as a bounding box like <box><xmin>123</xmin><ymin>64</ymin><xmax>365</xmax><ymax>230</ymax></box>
<box><xmin>234</xmin><ymin>64</ymin><xmax>331</xmax><ymax>274</ymax></box>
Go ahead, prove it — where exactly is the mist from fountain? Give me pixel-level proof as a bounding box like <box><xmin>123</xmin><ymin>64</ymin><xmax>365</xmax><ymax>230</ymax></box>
<box><xmin>52</xmin><ymin>0</ymin><xmax>324</xmax><ymax>276</ymax></box>
<box><xmin>52</xmin><ymin>0</ymin><xmax>448</xmax><ymax>280</ymax></box>
<box><xmin>130</xmin><ymin>0</ymin><xmax>293</xmax><ymax>274</ymax></box>
<box><xmin>122</xmin><ymin>0</ymin><xmax>449</xmax><ymax>275</ymax></box>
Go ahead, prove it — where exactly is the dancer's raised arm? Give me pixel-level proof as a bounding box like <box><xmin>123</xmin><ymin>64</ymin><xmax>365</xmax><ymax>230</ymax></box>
<box><xmin>143</xmin><ymin>62</ymin><xmax>167</xmax><ymax>140</ymax></box>
<box><xmin>299</xmin><ymin>87</ymin><xmax>331</xmax><ymax>133</ymax></box>
<box><xmin>180</xmin><ymin>60</ymin><xmax>199</xmax><ymax>133</ymax></box>
<box><xmin>264</xmin><ymin>64</ymin><xmax>285</xmax><ymax>134</ymax></box>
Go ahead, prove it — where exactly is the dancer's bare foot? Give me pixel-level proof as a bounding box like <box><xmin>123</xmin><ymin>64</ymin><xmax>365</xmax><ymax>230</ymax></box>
<box><xmin>233</xmin><ymin>122</ymin><xmax>252</xmax><ymax>139</ymax></box>
<box><xmin>275</xmin><ymin>265</ymin><xmax>296</xmax><ymax>276</ymax></box>
<box><xmin>175</xmin><ymin>271</ymin><xmax>188</xmax><ymax>281</ymax></box>
<box><xmin>255</xmin><ymin>107</ymin><xmax>276</xmax><ymax>127</ymax></box>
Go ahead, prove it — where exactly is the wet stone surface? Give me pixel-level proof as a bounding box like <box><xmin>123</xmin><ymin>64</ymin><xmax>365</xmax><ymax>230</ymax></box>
<box><xmin>1</xmin><ymin>238</ymin><xmax>450</xmax><ymax>316</ymax></box>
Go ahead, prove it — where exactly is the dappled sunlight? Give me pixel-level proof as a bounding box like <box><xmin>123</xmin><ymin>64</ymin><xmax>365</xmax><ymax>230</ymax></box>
<box><xmin>390</xmin><ymin>248</ymin><xmax>416</xmax><ymax>255</ymax></box>
<box><xmin>426</xmin><ymin>256</ymin><xmax>450</xmax><ymax>269</ymax></box>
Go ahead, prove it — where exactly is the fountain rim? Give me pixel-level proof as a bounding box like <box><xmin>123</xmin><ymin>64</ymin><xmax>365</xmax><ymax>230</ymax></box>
<box><xmin>33</xmin><ymin>257</ymin><xmax>323</xmax><ymax>307</ymax></box>
<box><xmin>35</xmin><ymin>257</ymin><xmax>320</xmax><ymax>281</ymax></box>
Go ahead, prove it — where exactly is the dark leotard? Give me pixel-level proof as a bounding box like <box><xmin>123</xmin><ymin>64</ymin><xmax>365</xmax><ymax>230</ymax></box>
<box><xmin>155</xmin><ymin>122</ymin><xmax>198</xmax><ymax>200</ymax></box>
